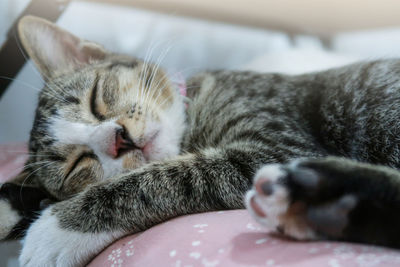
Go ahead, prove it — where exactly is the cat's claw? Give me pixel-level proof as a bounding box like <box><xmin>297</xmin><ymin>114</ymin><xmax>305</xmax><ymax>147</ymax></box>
<box><xmin>19</xmin><ymin>207</ymin><xmax>121</xmax><ymax>267</ymax></box>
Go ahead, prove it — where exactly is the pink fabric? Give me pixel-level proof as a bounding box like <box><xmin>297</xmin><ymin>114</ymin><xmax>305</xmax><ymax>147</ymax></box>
<box><xmin>89</xmin><ymin>210</ymin><xmax>400</xmax><ymax>267</ymax></box>
<box><xmin>1</xmin><ymin>144</ymin><xmax>400</xmax><ymax>267</ymax></box>
<box><xmin>0</xmin><ymin>143</ymin><xmax>28</xmax><ymax>183</ymax></box>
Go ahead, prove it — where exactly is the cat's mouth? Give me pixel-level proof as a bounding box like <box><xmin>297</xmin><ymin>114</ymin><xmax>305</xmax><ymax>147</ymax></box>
<box><xmin>115</xmin><ymin>144</ymin><xmax>136</xmax><ymax>158</ymax></box>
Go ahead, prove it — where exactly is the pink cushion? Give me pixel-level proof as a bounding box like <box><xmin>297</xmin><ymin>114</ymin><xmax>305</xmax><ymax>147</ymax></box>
<box><xmin>1</xmin><ymin>144</ymin><xmax>400</xmax><ymax>266</ymax></box>
<box><xmin>89</xmin><ymin>210</ymin><xmax>400</xmax><ymax>267</ymax></box>
<box><xmin>0</xmin><ymin>143</ymin><xmax>28</xmax><ymax>183</ymax></box>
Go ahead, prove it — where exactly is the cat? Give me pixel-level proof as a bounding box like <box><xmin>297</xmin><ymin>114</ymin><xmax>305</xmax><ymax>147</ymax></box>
<box><xmin>1</xmin><ymin>15</ymin><xmax>400</xmax><ymax>266</ymax></box>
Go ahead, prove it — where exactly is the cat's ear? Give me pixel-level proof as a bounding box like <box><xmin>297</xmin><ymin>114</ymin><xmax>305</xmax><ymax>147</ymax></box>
<box><xmin>18</xmin><ymin>15</ymin><xmax>107</xmax><ymax>79</ymax></box>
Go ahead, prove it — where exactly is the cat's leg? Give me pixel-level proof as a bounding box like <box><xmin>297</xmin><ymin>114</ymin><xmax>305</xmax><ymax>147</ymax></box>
<box><xmin>0</xmin><ymin>172</ymin><xmax>53</xmax><ymax>240</ymax></box>
<box><xmin>246</xmin><ymin>156</ymin><xmax>400</xmax><ymax>247</ymax></box>
<box><xmin>19</xmin><ymin>148</ymin><xmax>260</xmax><ymax>267</ymax></box>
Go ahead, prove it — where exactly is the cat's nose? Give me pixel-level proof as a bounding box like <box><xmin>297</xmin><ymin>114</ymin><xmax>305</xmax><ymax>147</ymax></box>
<box><xmin>107</xmin><ymin>127</ymin><xmax>140</xmax><ymax>158</ymax></box>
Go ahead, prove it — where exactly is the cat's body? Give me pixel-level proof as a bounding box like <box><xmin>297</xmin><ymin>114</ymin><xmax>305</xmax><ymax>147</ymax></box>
<box><xmin>1</xmin><ymin>16</ymin><xmax>400</xmax><ymax>266</ymax></box>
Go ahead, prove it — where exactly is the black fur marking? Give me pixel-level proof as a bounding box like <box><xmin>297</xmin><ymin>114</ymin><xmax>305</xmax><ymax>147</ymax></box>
<box><xmin>65</xmin><ymin>96</ymin><xmax>80</xmax><ymax>105</ymax></box>
<box><xmin>214</xmin><ymin>107</ymin><xmax>284</xmax><ymax>144</ymax></box>
<box><xmin>108</xmin><ymin>60</ymin><xmax>138</xmax><ymax>70</ymax></box>
<box><xmin>64</xmin><ymin>152</ymin><xmax>98</xmax><ymax>180</ymax></box>
<box><xmin>225</xmin><ymin>149</ymin><xmax>256</xmax><ymax>181</ymax></box>
<box><xmin>0</xmin><ymin>183</ymin><xmax>53</xmax><ymax>240</ymax></box>
<box><xmin>265</xmin><ymin>121</ymin><xmax>286</xmax><ymax>132</ymax></box>
<box><xmin>40</xmin><ymin>138</ymin><xmax>54</xmax><ymax>147</ymax></box>
<box><xmin>279</xmin><ymin>137</ymin><xmax>313</xmax><ymax>151</ymax></box>
<box><xmin>47</xmin><ymin>152</ymin><xmax>67</xmax><ymax>162</ymax></box>
<box><xmin>213</xmin><ymin>114</ymin><xmax>259</xmax><ymax>145</ymax></box>
<box><xmin>139</xmin><ymin>190</ymin><xmax>150</xmax><ymax>206</ymax></box>
<box><xmin>90</xmin><ymin>75</ymin><xmax>106</xmax><ymax>121</ymax></box>
<box><xmin>174</xmin><ymin>164</ymin><xmax>194</xmax><ymax>198</ymax></box>
<box><xmin>234</xmin><ymin>130</ymin><xmax>272</xmax><ymax>145</ymax></box>
<box><xmin>258</xmin><ymin>106</ymin><xmax>281</xmax><ymax>116</ymax></box>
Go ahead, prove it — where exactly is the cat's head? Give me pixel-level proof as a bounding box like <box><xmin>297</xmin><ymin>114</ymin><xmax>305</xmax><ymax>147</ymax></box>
<box><xmin>14</xmin><ymin>16</ymin><xmax>186</xmax><ymax>199</ymax></box>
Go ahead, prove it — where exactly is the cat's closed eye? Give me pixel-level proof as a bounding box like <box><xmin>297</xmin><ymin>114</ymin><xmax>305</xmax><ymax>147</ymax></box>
<box><xmin>65</xmin><ymin>152</ymin><xmax>98</xmax><ymax>179</ymax></box>
<box><xmin>59</xmin><ymin>148</ymin><xmax>103</xmax><ymax>194</ymax></box>
<box><xmin>90</xmin><ymin>76</ymin><xmax>106</xmax><ymax>121</ymax></box>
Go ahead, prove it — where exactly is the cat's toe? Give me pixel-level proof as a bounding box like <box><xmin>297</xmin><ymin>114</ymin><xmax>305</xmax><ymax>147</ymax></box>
<box><xmin>246</xmin><ymin>164</ymin><xmax>289</xmax><ymax>226</ymax></box>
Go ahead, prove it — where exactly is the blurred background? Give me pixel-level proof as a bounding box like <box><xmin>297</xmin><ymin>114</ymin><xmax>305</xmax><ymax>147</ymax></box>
<box><xmin>2</xmin><ymin>0</ymin><xmax>400</xmax><ymax>266</ymax></box>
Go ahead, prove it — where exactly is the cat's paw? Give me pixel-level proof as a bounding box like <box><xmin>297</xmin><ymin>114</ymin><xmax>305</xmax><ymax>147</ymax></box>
<box><xmin>246</xmin><ymin>159</ymin><xmax>358</xmax><ymax>240</ymax></box>
<box><xmin>19</xmin><ymin>207</ymin><xmax>121</xmax><ymax>267</ymax></box>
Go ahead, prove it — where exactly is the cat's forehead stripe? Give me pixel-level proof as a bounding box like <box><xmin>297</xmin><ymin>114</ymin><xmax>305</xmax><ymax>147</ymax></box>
<box><xmin>101</xmin><ymin>73</ymin><xmax>119</xmax><ymax>108</ymax></box>
<box><xmin>107</xmin><ymin>60</ymin><xmax>139</xmax><ymax>70</ymax></box>
<box><xmin>65</xmin><ymin>96</ymin><xmax>80</xmax><ymax>105</ymax></box>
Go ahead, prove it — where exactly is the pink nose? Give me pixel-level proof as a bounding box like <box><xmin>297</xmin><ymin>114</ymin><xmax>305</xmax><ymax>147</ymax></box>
<box><xmin>107</xmin><ymin>127</ymin><xmax>140</xmax><ymax>158</ymax></box>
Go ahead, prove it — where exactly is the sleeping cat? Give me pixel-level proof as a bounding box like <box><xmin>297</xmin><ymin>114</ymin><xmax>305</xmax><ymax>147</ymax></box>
<box><xmin>1</xmin><ymin>15</ymin><xmax>400</xmax><ymax>266</ymax></box>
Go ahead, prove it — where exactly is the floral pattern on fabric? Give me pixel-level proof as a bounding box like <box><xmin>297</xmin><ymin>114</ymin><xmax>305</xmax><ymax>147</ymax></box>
<box><xmin>89</xmin><ymin>210</ymin><xmax>400</xmax><ymax>267</ymax></box>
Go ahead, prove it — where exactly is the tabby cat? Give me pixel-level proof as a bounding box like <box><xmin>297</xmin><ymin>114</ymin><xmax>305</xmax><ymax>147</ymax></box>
<box><xmin>1</xmin><ymin>16</ymin><xmax>400</xmax><ymax>266</ymax></box>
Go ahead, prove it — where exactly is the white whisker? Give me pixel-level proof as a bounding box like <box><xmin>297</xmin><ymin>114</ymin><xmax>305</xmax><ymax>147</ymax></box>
<box><xmin>137</xmin><ymin>40</ymin><xmax>159</xmax><ymax>106</ymax></box>
<box><xmin>143</xmin><ymin>42</ymin><xmax>174</xmax><ymax>112</ymax></box>
<box><xmin>0</xmin><ymin>76</ymin><xmax>69</xmax><ymax>104</ymax></box>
